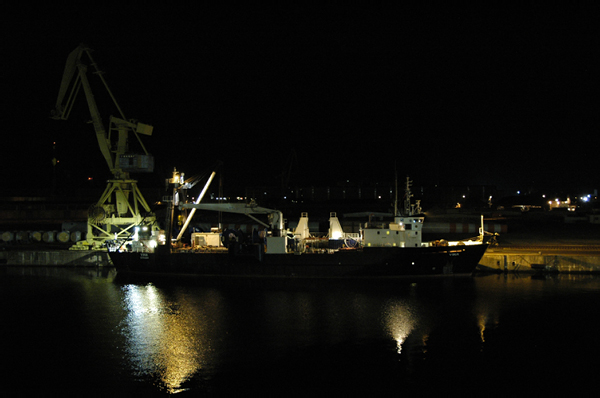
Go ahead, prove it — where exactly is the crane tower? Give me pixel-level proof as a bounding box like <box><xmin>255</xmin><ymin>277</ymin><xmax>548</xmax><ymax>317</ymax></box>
<box><xmin>52</xmin><ymin>44</ymin><xmax>158</xmax><ymax>248</ymax></box>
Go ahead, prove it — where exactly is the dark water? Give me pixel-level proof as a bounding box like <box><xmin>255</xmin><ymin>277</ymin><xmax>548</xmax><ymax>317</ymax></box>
<box><xmin>2</xmin><ymin>267</ymin><xmax>599</xmax><ymax>396</ymax></box>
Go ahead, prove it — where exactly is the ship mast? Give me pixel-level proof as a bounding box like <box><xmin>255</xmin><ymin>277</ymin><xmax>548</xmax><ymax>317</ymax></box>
<box><xmin>403</xmin><ymin>177</ymin><xmax>422</xmax><ymax>216</ymax></box>
<box><xmin>394</xmin><ymin>165</ymin><xmax>398</xmax><ymax>217</ymax></box>
<box><xmin>404</xmin><ymin>177</ymin><xmax>413</xmax><ymax>216</ymax></box>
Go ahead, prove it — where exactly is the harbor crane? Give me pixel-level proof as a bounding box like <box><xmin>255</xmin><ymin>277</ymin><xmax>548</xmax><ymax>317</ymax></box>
<box><xmin>52</xmin><ymin>44</ymin><xmax>158</xmax><ymax>248</ymax></box>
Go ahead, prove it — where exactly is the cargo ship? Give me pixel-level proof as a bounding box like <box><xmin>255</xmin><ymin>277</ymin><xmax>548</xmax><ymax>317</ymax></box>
<box><xmin>108</xmin><ymin>172</ymin><xmax>493</xmax><ymax>278</ymax></box>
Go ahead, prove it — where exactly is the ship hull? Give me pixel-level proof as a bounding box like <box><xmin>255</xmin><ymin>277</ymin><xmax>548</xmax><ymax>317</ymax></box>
<box><xmin>109</xmin><ymin>244</ymin><xmax>488</xmax><ymax>278</ymax></box>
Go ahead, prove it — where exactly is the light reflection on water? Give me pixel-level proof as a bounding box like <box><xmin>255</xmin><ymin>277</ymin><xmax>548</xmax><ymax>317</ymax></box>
<box><xmin>120</xmin><ymin>283</ymin><xmax>227</xmax><ymax>394</ymax></box>
<box><xmin>383</xmin><ymin>297</ymin><xmax>416</xmax><ymax>354</ymax></box>
<box><xmin>5</xmin><ymin>268</ymin><xmax>600</xmax><ymax>394</ymax></box>
<box><xmin>116</xmin><ymin>278</ymin><xmax>466</xmax><ymax>393</ymax></box>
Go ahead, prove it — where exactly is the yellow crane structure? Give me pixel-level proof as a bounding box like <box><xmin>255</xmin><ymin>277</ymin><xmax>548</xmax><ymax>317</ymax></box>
<box><xmin>52</xmin><ymin>44</ymin><xmax>157</xmax><ymax>248</ymax></box>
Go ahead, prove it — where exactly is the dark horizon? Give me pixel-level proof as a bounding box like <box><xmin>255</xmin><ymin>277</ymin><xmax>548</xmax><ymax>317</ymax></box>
<box><xmin>3</xmin><ymin>6</ymin><xmax>600</xmax><ymax>200</ymax></box>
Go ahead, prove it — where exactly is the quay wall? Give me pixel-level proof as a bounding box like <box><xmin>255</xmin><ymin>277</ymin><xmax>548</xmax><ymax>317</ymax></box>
<box><xmin>3</xmin><ymin>248</ymin><xmax>599</xmax><ymax>273</ymax></box>
<box><xmin>479</xmin><ymin>251</ymin><xmax>600</xmax><ymax>273</ymax></box>
<box><xmin>0</xmin><ymin>250</ymin><xmax>112</xmax><ymax>267</ymax></box>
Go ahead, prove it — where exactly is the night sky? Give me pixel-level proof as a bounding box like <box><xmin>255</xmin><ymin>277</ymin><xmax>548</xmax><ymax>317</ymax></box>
<box><xmin>3</xmin><ymin>5</ymin><xmax>600</xmax><ymax>199</ymax></box>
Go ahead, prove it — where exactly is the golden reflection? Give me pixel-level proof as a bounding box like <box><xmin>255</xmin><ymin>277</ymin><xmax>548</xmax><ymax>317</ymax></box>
<box><xmin>474</xmin><ymin>311</ymin><xmax>500</xmax><ymax>344</ymax></box>
<box><xmin>121</xmin><ymin>284</ymin><xmax>223</xmax><ymax>394</ymax></box>
<box><xmin>476</xmin><ymin>313</ymin><xmax>487</xmax><ymax>343</ymax></box>
<box><xmin>383</xmin><ymin>299</ymin><xmax>416</xmax><ymax>354</ymax></box>
<box><xmin>472</xmin><ymin>274</ymin><xmax>526</xmax><ymax>344</ymax></box>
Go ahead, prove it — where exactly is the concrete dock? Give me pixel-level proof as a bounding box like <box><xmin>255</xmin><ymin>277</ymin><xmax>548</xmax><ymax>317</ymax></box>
<box><xmin>422</xmin><ymin>210</ymin><xmax>600</xmax><ymax>273</ymax></box>
<box><xmin>0</xmin><ymin>249</ymin><xmax>112</xmax><ymax>267</ymax></box>
<box><xmin>2</xmin><ymin>246</ymin><xmax>599</xmax><ymax>273</ymax></box>
<box><xmin>479</xmin><ymin>245</ymin><xmax>600</xmax><ymax>273</ymax></box>
<box><xmin>478</xmin><ymin>211</ymin><xmax>600</xmax><ymax>273</ymax></box>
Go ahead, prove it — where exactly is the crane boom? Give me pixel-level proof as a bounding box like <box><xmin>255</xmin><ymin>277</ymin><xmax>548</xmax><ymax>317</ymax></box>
<box><xmin>181</xmin><ymin>202</ymin><xmax>285</xmax><ymax>232</ymax></box>
<box><xmin>52</xmin><ymin>44</ymin><xmax>153</xmax><ymax>179</ymax></box>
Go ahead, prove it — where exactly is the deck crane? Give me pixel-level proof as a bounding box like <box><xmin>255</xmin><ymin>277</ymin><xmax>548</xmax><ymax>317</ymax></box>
<box><xmin>52</xmin><ymin>44</ymin><xmax>158</xmax><ymax>248</ymax></box>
